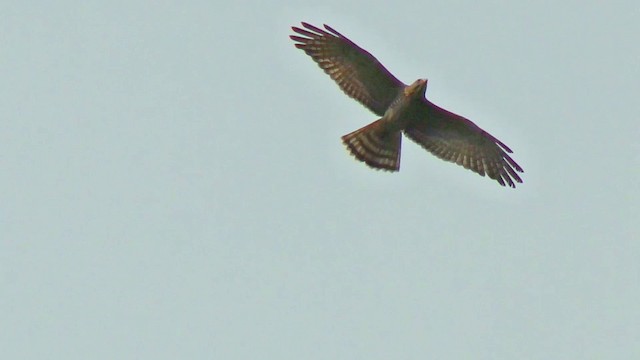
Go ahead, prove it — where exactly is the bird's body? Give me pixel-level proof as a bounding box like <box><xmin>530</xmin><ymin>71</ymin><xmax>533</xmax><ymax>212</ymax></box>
<box><xmin>290</xmin><ymin>22</ymin><xmax>524</xmax><ymax>187</ymax></box>
<box><xmin>383</xmin><ymin>79</ymin><xmax>427</xmax><ymax>130</ymax></box>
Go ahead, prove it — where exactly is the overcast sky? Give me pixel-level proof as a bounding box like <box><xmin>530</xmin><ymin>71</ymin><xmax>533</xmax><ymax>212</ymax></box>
<box><xmin>2</xmin><ymin>1</ymin><xmax>639</xmax><ymax>359</ymax></box>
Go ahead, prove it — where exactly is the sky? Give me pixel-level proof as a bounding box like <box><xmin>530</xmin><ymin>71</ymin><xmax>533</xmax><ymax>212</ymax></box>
<box><xmin>1</xmin><ymin>1</ymin><xmax>639</xmax><ymax>359</ymax></box>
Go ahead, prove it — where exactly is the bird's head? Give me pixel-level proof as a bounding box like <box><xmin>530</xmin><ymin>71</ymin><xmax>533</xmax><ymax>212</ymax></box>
<box><xmin>404</xmin><ymin>79</ymin><xmax>427</xmax><ymax>98</ymax></box>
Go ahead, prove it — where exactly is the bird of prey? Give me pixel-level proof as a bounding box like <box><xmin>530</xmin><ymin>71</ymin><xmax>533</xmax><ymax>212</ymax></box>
<box><xmin>290</xmin><ymin>22</ymin><xmax>524</xmax><ymax>187</ymax></box>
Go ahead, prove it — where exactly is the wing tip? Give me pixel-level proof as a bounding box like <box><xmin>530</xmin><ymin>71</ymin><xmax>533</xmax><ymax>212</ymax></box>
<box><xmin>300</xmin><ymin>22</ymin><xmax>324</xmax><ymax>33</ymax></box>
<box><xmin>292</xmin><ymin>22</ymin><xmax>342</xmax><ymax>39</ymax></box>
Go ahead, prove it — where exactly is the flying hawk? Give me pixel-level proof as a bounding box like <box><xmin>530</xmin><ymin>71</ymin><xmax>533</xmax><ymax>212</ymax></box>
<box><xmin>290</xmin><ymin>22</ymin><xmax>524</xmax><ymax>188</ymax></box>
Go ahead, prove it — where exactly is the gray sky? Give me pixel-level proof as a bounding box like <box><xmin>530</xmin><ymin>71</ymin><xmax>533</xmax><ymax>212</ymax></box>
<box><xmin>2</xmin><ymin>1</ymin><xmax>639</xmax><ymax>359</ymax></box>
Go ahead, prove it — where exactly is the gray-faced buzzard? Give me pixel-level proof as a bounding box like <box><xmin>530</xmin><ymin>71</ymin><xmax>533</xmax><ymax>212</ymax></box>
<box><xmin>290</xmin><ymin>22</ymin><xmax>523</xmax><ymax>187</ymax></box>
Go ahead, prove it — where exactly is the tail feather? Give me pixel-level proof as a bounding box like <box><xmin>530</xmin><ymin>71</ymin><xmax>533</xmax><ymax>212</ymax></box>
<box><xmin>341</xmin><ymin>119</ymin><xmax>402</xmax><ymax>171</ymax></box>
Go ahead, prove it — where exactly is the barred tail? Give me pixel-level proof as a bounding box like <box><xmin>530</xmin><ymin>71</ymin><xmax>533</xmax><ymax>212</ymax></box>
<box><xmin>341</xmin><ymin>119</ymin><xmax>402</xmax><ymax>171</ymax></box>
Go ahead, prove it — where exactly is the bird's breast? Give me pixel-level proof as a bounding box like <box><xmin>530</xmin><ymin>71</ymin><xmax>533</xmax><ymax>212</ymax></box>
<box><xmin>382</xmin><ymin>94</ymin><xmax>414</xmax><ymax>130</ymax></box>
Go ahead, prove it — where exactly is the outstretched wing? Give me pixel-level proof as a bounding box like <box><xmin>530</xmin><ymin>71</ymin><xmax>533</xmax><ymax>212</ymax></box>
<box><xmin>404</xmin><ymin>101</ymin><xmax>524</xmax><ymax>187</ymax></box>
<box><xmin>290</xmin><ymin>22</ymin><xmax>405</xmax><ymax>116</ymax></box>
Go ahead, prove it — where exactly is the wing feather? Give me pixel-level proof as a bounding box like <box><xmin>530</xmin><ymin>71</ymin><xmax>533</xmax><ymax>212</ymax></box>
<box><xmin>290</xmin><ymin>22</ymin><xmax>405</xmax><ymax>116</ymax></box>
<box><xmin>405</xmin><ymin>101</ymin><xmax>524</xmax><ymax>188</ymax></box>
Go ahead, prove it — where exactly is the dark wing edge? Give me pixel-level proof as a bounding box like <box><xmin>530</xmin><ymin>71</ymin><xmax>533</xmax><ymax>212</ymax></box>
<box><xmin>405</xmin><ymin>102</ymin><xmax>524</xmax><ymax>188</ymax></box>
<box><xmin>289</xmin><ymin>22</ymin><xmax>405</xmax><ymax>116</ymax></box>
